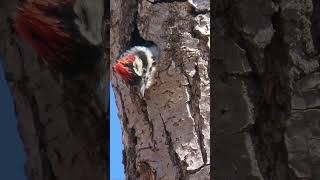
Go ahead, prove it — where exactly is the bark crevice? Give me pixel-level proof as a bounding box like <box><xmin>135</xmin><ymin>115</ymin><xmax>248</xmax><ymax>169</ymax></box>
<box><xmin>159</xmin><ymin>113</ymin><xmax>186</xmax><ymax>180</ymax></box>
<box><xmin>213</xmin><ymin>0</ymin><xmax>298</xmax><ymax>179</ymax></box>
<box><xmin>242</xmin><ymin>6</ymin><xmax>294</xmax><ymax>180</ymax></box>
<box><xmin>181</xmin><ymin>62</ymin><xmax>207</xmax><ymax>165</ymax></box>
<box><xmin>311</xmin><ymin>0</ymin><xmax>320</xmax><ymax>56</ymax></box>
<box><xmin>188</xmin><ymin>164</ymin><xmax>210</xmax><ymax>174</ymax></box>
<box><xmin>141</xmin><ymin>99</ymin><xmax>158</xmax><ymax>151</ymax></box>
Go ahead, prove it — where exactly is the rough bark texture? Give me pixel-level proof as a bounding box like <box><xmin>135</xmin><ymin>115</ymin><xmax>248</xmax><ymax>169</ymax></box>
<box><xmin>0</xmin><ymin>1</ymin><xmax>109</xmax><ymax>180</ymax></box>
<box><xmin>214</xmin><ymin>0</ymin><xmax>320</xmax><ymax>179</ymax></box>
<box><xmin>111</xmin><ymin>0</ymin><xmax>210</xmax><ymax>179</ymax></box>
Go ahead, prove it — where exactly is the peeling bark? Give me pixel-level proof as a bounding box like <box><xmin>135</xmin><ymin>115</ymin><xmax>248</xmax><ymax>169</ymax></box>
<box><xmin>111</xmin><ymin>0</ymin><xmax>210</xmax><ymax>179</ymax></box>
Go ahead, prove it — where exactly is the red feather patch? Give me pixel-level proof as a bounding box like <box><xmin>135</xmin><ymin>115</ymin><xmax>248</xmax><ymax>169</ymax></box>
<box><xmin>15</xmin><ymin>0</ymin><xmax>76</xmax><ymax>67</ymax></box>
<box><xmin>113</xmin><ymin>54</ymin><xmax>136</xmax><ymax>82</ymax></box>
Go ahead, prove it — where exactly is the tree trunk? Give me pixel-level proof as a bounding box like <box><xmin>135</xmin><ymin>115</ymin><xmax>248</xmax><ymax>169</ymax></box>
<box><xmin>0</xmin><ymin>1</ymin><xmax>108</xmax><ymax>180</ymax></box>
<box><xmin>111</xmin><ymin>0</ymin><xmax>210</xmax><ymax>179</ymax></box>
<box><xmin>214</xmin><ymin>0</ymin><xmax>320</xmax><ymax>179</ymax></box>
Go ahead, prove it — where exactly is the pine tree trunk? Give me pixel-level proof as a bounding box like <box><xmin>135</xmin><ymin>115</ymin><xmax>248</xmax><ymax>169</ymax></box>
<box><xmin>111</xmin><ymin>0</ymin><xmax>210</xmax><ymax>179</ymax></box>
<box><xmin>0</xmin><ymin>1</ymin><xmax>108</xmax><ymax>180</ymax></box>
<box><xmin>214</xmin><ymin>0</ymin><xmax>320</xmax><ymax>179</ymax></box>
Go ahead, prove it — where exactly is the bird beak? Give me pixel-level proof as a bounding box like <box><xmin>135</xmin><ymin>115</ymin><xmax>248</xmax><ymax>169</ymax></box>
<box><xmin>140</xmin><ymin>83</ymin><xmax>146</xmax><ymax>97</ymax></box>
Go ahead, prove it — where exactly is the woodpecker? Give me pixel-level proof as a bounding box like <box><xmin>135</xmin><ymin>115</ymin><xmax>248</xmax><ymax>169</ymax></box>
<box><xmin>113</xmin><ymin>46</ymin><xmax>159</xmax><ymax>97</ymax></box>
<box><xmin>14</xmin><ymin>0</ymin><xmax>104</xmax><ymax>76</ymax></box>
<box><xmin>14</xmin><ymin>0</ymin><xmax>108</xmax><ymax>111</ymax></box>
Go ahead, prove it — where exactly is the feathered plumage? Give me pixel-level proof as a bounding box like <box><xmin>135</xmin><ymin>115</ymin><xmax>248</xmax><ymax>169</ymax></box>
<box><xmin>15</xmin><ymin>0</ymin><xmax>75</xmax><ymax>65</ymax></box>
<box><xmin>113</xmin><ymin>46</ymin><xmax>158</xmax><ymax>96</ymax></box>
<box><xmin>113</xmin><ymin>54</ymin><xmax>136</xmax><ymax>82</ymax></box>
<box><xmin>15</xmin><ymin>0</ymin><xmax>103</xmax><ymax>74</ymax></box>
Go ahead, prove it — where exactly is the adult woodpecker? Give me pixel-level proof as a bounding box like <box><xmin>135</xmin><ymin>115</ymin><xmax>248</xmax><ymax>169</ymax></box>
<box><xmin>113</xmin><ymin>46</ymin><xmax>159</xmax><ymax>97</ymax></box>
<box><xmin>14</xmin><ymin>0</ymin><xmax>104</xmax><ymax>76</ymax></box>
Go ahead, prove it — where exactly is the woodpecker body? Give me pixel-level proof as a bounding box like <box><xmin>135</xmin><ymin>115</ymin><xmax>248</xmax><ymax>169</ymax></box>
<box><xmin>15</xmin><ymin>0</ymin><xmax>104</xmax><ymax>76</ymax></box>
<box><xmin>113</xmin><ymin>46</ymin><xmax>158</xmax><ymax>97</ymax></box>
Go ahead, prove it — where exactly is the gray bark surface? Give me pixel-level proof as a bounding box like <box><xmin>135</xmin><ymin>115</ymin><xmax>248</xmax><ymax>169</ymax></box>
<box><xmin>0</xmin><ymin>1</ymin><xmax>108</xmax><ymax>180</ymax></box>
<box><xmin>111</xmin><ymin>0</ymin><xmax>210</xmax><ymax>179</ymax></box>
<box><xmin>214</xmin><ymin>0</ymin><xmax>320</xmax><ymax>179</ymax></box>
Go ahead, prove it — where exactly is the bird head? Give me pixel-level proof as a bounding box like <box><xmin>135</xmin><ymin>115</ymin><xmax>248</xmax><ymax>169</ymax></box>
<box><xmin>14</xmin><ymin>0</ymin><xmax>104</xmax><ymax>75</ymax></box>
<box><xmin>113</xmin><ymin>54</ymin><xmax>138</xmax><ymax>82</ymax></box>
<box><xmin>113</xmin><ymin>46</ymin><xmax>157</xmax><ymax>97</ymax></box>
<box><xmin>15</xmin><ymin>0</ymin><xmax>75</xmax><ymax>66</ymax></box>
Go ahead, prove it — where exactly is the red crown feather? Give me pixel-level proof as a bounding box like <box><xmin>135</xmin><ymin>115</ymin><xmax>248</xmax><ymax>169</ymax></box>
<box><xmin>113</xmin><ymin>54</ymin><xmax>136</xmax><ymax>82</ymax></box>
<box><xmin>15</xmin><ymin>0</ymin><xmax>76</xmax><ymax>67</ymax></box>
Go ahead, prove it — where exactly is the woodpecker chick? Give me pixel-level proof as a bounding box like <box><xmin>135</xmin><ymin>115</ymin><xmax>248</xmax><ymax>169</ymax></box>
<box><xmin>113</xmin><ymin>46</ymin><xmax>158</xmax><ymax>97</ymax></box>
<box><xmin>14</xmin><ymin>0</ymin><xmax>104</xmax><ymax>76</ymax></box>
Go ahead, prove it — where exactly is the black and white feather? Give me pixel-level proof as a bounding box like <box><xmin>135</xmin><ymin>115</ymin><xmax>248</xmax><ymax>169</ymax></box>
<box><xmin>120</xmin><ymin>46</ymin><xmax>159</xmax><ymax>97</ymax></box>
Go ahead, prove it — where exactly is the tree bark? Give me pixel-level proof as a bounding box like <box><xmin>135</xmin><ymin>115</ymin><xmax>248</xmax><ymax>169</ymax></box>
<box><xmin>0</xmin><ymin>1</ymin><xmax>108</xmax><ymax>180</ymax></box>
<box><xmin>111</xmin><ymin>0</ymin><xmax>210</xmax><ymax>179</ymax></box>
<box><xmin>214</xmin><ymin>0</ymin><xmax>320</xmax><ymax>179</ymax></box>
